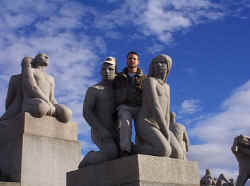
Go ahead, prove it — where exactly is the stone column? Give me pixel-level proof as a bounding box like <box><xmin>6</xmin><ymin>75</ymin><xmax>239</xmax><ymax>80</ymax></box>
<box><xmin>67</xmin><ymin>154</ymin><xmax>200</xmax><ymax>186</ymax></box>
<box><xmin>0</xmin><ymin>112</ymin><xmax>81</xmax><ymax>186</ymax></box>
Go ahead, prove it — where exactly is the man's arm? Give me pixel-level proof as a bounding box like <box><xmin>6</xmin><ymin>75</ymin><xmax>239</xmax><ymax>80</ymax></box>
<box><xmin>49</xmin><ymin>76</ymin><xmax>57</xmax><ymax>105</ymax></box>
<box><xmin>83</xmin><ymin>87</ymin><xmax>112</xmax><ymax>138</ymax></box>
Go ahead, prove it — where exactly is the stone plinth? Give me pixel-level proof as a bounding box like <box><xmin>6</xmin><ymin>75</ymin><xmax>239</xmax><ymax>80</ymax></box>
<box><xmin>0</xmin><ymin>112</ymin><xmax>81</xmax><ymax>186</ymax></box>
<box><xmin>67</xmin><ymin>154</ymin><xmax>200</xmax><ymax>186</ymax></box>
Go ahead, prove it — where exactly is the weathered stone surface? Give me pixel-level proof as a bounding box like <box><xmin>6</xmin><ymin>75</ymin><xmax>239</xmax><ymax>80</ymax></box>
<box><xmin>67</xmin><ymin>154</ymin><xmax>200</xmax><ymax>186</ymax></box>
<box><xmin>0</xmin><ymin>182</ymin><xmax>20</xmax><ymax>186</ymax></box>
<box><xmin>0</xmin><ymin>112</ymin><xmax>81</xmax><ymax>186</ymax></box>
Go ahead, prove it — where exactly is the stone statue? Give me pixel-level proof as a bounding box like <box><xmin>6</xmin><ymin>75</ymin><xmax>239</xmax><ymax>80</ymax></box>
<box><xmin>133</xmin><ymin>54</ymin><xmax>184</xmax><ymax>159</ymax></box>
<box><xmin>169</xmin><ymin>112</ymin><xmax>189</xmax><ymax>160</ymax></box>
<box><xmin>200</xmin><ymin>169</ymin><xmax>216</xmax><ymax>186</ymax></box>
<box><xmin>0</xmin><ymin>54</ymin><xmax>72</xmax><ymax>123</ymax></box>
<box><xmin>78</xmin><ymin>57</ymin><xmax>119</xmax><ymax>168</ymax></box>
<box><xmin>216</xmin><ymin>174</ymin><xmax>234</xmax><ymax>186</ymax></box>
<box><xmin>232</xmin><ymin>135</ymin><xmax>250</xmax><ymax>186</ymax></box>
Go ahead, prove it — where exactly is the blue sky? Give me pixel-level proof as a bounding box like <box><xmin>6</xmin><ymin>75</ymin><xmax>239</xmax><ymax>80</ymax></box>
<box><xmin>0</xmin><ymin>0</ymin><xmax>250</xmax><ymax>181</ymax></box>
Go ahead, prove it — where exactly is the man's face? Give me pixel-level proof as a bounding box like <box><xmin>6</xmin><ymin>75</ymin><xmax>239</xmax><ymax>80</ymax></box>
<box><xmin>126</xmin><ymin>54</ymin><xmax>139</xmax><ymax>69</ymax></box>
<box><xmin>101</xmin><ymin>63</ymin><xmax>116</xmax><ymax>81</ymax></box>
<box><xmin>36</xmin><ymin>53</ymin><xmax>49</xmax><ymax>66</ymax></box>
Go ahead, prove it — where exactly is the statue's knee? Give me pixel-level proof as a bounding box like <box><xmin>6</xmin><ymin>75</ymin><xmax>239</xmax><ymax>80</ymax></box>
<box><xmin>36</xmin><ymin>101</ymin><xmax>50</xmax><ymax>117</ymax></box>
<box><xmin>23</xmin><ymin>98</ymin><xmax>49</xmax><ymax>117</ymax></box>
<box><xmin>55</xmin><ymin>104</ymin><xmax>72</xmax><ymax>123</ymax></box>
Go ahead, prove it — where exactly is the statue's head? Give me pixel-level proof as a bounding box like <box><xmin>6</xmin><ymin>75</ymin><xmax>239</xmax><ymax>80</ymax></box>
<box><xmin>101</xmin><ymin>56</ymin><xmax>116</xmax><ymax>81</ymax></box>
<box><xmin>32</xmin><ymin>53</ymin><xmax>49</xmax><ymax>67</ymax></box>
<box><xmin>238</xmin><ymin>135</ymin><xmax>250</xmax><ymax>147</ymax></box>
<box><xmin>149</xmin><ymin>54</ymin><xmax>172</xmax><ymax>81</ymax></box>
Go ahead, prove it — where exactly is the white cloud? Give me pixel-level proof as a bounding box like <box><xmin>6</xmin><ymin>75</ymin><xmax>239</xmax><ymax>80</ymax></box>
<box><xmin>180</xmin><ymin>99</ymin><xmax>201</xmax><ymax>114</ymax></box>
<box><xmin>189</xmin><ymin>80</ymin><xmax>250</xmax><ymax>179</ymax></box>
<box><xmin>90</xmin><ymin>0</ymin><xmax>224</xmax><ymax>43</ymax></box>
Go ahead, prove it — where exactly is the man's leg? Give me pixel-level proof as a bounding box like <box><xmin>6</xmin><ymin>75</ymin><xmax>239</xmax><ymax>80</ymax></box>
<box><xmin>117</xmin><ymin>105</ymin><xmax>133</xmax><ymax>154</ymax></box>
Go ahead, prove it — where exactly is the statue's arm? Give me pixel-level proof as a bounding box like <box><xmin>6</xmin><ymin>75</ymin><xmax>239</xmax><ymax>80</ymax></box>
<box><xmin>5</xmin><ymin>76</ymin><xmax>17</xmax><ymax>110</ymax></box>
<box><xmin>83</xmin><ymin>87</ymin><xmax>112</xmax><ymax>138</ymax></box>
<box><xmin>49</xmin><ymin>77</ymin><xmax>57</xmax><ymax>105</ymax></box>
<box><xmin>183</xmin><ymin>127</ymin><xmax>190</xmax><ymax>152</ymax></box>
<box><xmin>145</xmin><ymin>78</ymin><xmax>169</xmax><ymax>138</ymax></box>
<box><xmin>22</xmin><ymin>64</ymin><xmax>50</xmax><ymax>103</ymax></box>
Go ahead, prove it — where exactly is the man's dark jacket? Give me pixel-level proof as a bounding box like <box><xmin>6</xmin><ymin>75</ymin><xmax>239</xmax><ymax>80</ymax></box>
<box><xmin>113</xmin><ymin>67</ymin><xmax>145</xmax><ymax>107</ymax></box>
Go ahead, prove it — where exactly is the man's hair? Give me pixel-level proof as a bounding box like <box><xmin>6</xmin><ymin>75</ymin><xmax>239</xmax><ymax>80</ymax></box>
<box><xmin>127</xmin><ymin>51</ymin><xmax>139</xmax><ymax>58</ymax></box>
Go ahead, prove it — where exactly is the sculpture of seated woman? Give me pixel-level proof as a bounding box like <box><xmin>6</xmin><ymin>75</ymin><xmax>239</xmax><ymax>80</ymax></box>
<box><xmin>134</xmin><ymin>54</ymin><xmax>184</xmax><ymax>159</ymax></box>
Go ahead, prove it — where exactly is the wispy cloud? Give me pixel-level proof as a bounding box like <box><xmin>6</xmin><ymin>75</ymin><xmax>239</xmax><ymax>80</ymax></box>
<box><xmin>180</xmin><ymin>99</ymin><xmax>201</xmax><ymax>114</ymax></box>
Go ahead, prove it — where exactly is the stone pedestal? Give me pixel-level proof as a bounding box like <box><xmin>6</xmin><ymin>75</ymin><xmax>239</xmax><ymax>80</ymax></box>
<box><xmin>67</xmin><ymin>154</ymin><xmax>200</xmax><ymax>186</ymax></box>
<box><xmin>0</xmin><ymin>112</ymin><xmax>81</xmax><ymax>186</ymax></box>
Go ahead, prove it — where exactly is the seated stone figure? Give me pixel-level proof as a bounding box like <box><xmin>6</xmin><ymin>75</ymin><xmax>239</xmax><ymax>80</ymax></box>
<box><xmin>216</xmin><ymin>174</ymin><xmax>234</xmax><ymax>186</ymax></box>
<box><xmin>133</xmin><ymin>54</ymin><xmax>184</xmax><ymax>159</ymax></box>
<box><xmin>232</xmin><ymin>135</ymin><xmax>250</xmax><ymax>186</ymax></box>
<box><xmin>200</xmin><ymin>169</ymin><xmax>216</xmax><ymax>186</ymax></box>
<box><xmin>0</xmin><ymin>54</ymin><xmax>72</xmax><ymax>123</ymax></box>
<box><xmin>169</xmin><ymin>112</ymin><xmax>189</xmax><ymax>160</ymax></box>
<box><xmin>78</xmin><ymin>57</ymin><xmax>119</xmax><ymax>168</ymax></box>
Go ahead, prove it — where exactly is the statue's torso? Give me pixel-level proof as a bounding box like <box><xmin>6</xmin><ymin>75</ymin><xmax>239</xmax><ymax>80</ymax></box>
<box><xmin>32</xmin><ymin>69</ymin><xmax>53</xmax><ymax>99</ymax></box>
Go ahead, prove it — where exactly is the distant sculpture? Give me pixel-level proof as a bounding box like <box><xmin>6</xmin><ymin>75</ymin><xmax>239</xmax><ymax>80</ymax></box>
<box><xmin>134</xmin><ymin>54</ymin><xmax>184</xmax><ymax>159</ymax></box>
<box><xmin>200</xmin><ymin>169</ymin><xmax>216</xmax><ymax>186</ymax></box>
<box><xmin>216</xmin><ymin>174</ymin><xmax>234</xmax><ymax>186</ymax></box>
<box><xmin>0</xmin><ymin>54</ymin><xmax>72</xmax><ymax>123</ymax></box>
<box><xmin>232</xmin><ymin>135</ymin><xmax>250</xmax><ymax>186</ymax></box>
<box><xmin>78</xmin><ymin>57</ymin><xmax>119</xmax><ymax>168</ymax></box>
<box><xmin>169</xmin><ymin>112</ymin><xmax>189</xmax><ymax>160</ymax></box>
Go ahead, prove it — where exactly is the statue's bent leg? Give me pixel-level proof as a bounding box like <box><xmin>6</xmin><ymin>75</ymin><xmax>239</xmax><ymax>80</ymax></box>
<box><xmin>54</xmin><ymin>104</ymin><xmax>72</xmax><ymax>123</ymax></box>
<box><xmin>134</xmin><ymin>122</ymin><xmax>171</xmax><ymax>156</ymax></box>
<box><xmin>78</xmin><ymin>130</ymin><xmax>119</xmax><ymax>168</ymax></box>
<box><xmin>22</xmin><ymin>98</ymin><xmax>50</xmax><ymax>117</ymax></box>
<box><xmin>92</xmin><ymin>130</ymin><xmax>119</xmax><ymax>160</ymax></box>
<box><xmin>117</xmin><ymin>105</ymin><xmax>133</xmax><ymax>153</ymax></box>
<box><xmin>169</xmin><ymin>132</ymin><xmax>184</xmax><ymax>159</ymax></box>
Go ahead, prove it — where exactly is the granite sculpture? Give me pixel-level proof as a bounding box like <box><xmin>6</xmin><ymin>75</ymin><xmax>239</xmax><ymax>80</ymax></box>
<box><xmin>216</xmin><ymin>174</ymin><xmax>234</xmax><ymax>186</ymax></box>
<box><xmin>200</xmin><ymin>169</ymin><xmax>216</xmax><ymax>186</ymax></box>
<box><xmin>78</xmin><ymin>57</ymin><xmax>119</xmax><ymax>168</ymax></box>
<box><xmin>0</xmin><ymin>54</ymin><xmax>72</xmax><ymax>123</ymax></box>
<box><xmin>169</xmin><ymin>112</ymin><xmax>189</xmax><ymax>160</ymax></box>
<box><xmin>232</xmin><ymin>135</ymin><xmax>250</xmax><ymax>186</ymax></box>
<box><xmin>133</xmin><ymin>54</ymin><xmax>184</xmax><ymax>159</ymax></box>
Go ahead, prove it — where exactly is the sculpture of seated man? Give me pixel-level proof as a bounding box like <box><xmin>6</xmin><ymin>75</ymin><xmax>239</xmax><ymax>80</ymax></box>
<box><xmin>0</xmin><ymin>54</ymin><xmax>72</xmax><ymax>123</ymax></box>
<box><xmin>169</xmin><ymin>112</ymin><xmax>189</xmax><ymax>160</ymax></box>
<box><xmin>133</xmin><ymin>54</ymin><xmax>184</xmax><ymax>159</ymax></box>
<box><xmin>78</xmin><ymin>57</ymin><xmax>119</xmax><ymax>168</ymax></box>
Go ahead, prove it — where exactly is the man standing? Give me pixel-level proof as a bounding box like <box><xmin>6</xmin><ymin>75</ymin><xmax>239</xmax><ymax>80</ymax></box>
<box><xmin>79</xmin><ymin>57</ymin><xmax>119</xmax><ymax>168</ymax></box>
<box><xmin>114</xmin><ymin>51</ymin><xmax>145</xmax><ymax>156</ymax></box>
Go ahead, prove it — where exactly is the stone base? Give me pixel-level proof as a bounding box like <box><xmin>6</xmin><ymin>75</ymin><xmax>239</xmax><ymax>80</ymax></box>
<box><xmin>0</xmin><ymin>182</ymin><xmax>20</xmax><ymax>186</ymax></box>
<box><xmin>67</xmin><ymin>154</ymin><xmax>200</xmax><ymax>186</ymax></box>
<box><xmin>0</xmin><ymin>113</ymin><xmax>81</xmax><ymax>186</ymax></box>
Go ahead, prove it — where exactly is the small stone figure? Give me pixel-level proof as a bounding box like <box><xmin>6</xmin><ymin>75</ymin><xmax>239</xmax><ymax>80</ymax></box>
<box><xmin>232</xmin><ymin>135</ymin><xmax>250</xmax><ymax>186</ymax></box>
<box><xmin>0</xmin><ymin>54</ymin><xmax>72</xmax><ymax>122</ymax></box>
<box><xmin>134</xmin><ymin>54</ymin><xmax>184</xmax><ymax>159</ymax></box>
<box><xmin>169</xmin><ymin>112</ymin><xmax>189</xmax><ymax>160</ymax></box>
<box><xmin>114</xmin><ymin>51</ymin><xmax>145</xmax><ymax>156</ymax></box>
<box><xmin>78</xmin><ymin>57</ymin><xmax>119</xmax><ymax>168</ymax></box>
<box><xmin>216</xmin><ymin>174</ymin><xmax>234</xmax><ymax>186</ymax></box>
<box><xmin>200</xmin><ymin>169</ymin><xmax>216</xmax><ymax>186</ymax></box>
